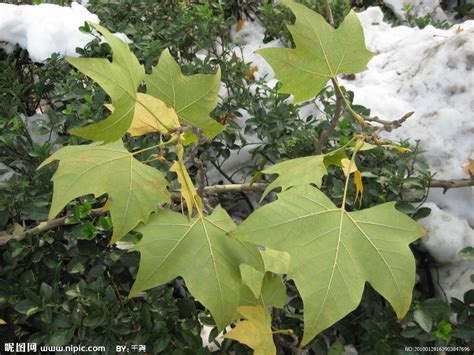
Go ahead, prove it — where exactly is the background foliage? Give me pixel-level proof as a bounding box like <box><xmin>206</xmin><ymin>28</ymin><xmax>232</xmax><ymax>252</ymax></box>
<box><xmin>0</xmin><ymin>0</ymin><xmax>472</xmax><ymax>353</ymax></box>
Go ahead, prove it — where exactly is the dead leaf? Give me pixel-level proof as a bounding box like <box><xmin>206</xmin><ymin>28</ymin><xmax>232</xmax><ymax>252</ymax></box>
<box><xmin>236</xmin><ymin>20</ymin><xmax>245</xmax><ymax>32</ymax></box>
<box><xmin>354</xmin><ymin>170</ymin><xmax>364</xmax><ymax>205</ymax></box>
<box><xmin>245</xmin><ymin>66</ymin><xmax>258</xmax><ymax>80</ymax></box>
<box><xmin>462</xmin><ymin>159</ymin><xmax>474</xmax><ymax>175</ymax></box>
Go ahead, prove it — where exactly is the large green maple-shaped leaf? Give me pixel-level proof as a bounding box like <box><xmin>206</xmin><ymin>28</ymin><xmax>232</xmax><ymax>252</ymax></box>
<box><xmin>67</xmin><ymin>24</ymin><xmax>145</xmax><ymax>143</ymax></box>
<box><xmin>39</xmin><ymin>141</ymin><xmax>170</xmax><ymax>243</ymax></box>
<box><xmin>233</xmin><ymin>185</ymin><xmax>425</xmax><ymax>346</ymax></box>
<box><xmin>257</xmin><ymin>0</ymin><xmax>373</xmax><ymax>102</ymax></box>
<box><xmin>129</xmin><ymin>206</ymin><xmax>262</xmax><ymax>330</ymax></box>
<box><xmin>260</xmin><ymin>155</ymin><xmax>327</xmax><ymax>201</ymax></box>
<box><xmin>145</xmin><ymin>49</ymin><xmax>225</xmax><ymax>138</ymax></box>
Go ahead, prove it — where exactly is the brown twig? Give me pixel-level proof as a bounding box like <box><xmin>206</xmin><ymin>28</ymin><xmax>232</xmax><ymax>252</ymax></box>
<box><xmin>370</xmin><ymin>111</ymin><xmax>414</xmax><ymax>134</ymax></box>
<box><xmin>0</xmin><ymin>208</ymin><xmax>105</xmax><ymax>246</ymax></box>
<box><xmin>316</xmin><ymin>91</ymin><xmax>343</xmax><ymax>153</ymax></box>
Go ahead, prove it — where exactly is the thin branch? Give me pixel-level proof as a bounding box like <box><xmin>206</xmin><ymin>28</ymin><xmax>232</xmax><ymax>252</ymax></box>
<box><xmin>322</xmin><ymin>0</ymin><xmax>334</xmax><ymax>26</ymax></box>
<box><xmin>0</xmin><ymin>208</ymin><xmax>105</xmax><ymax>246</ymax></box>
<box><xmin>1</xmin><ymin>179</ymin><xmax>471</xmax><ymax>246</ymax></box>
<box><xmin>422</xmin><ymin>178</ymin><xmax>474</xmax><ymax>190</ymax></box>
<box><xmin>203</xmin><ymin>182</ymin><xmax>268</xmax><ymax>194</ymax></box>
<box><xmin>370</xmin><ymin>111</ymin><xmax>414</xmax><ymax>134</ymax></box>
<box><xmin>316</xmin><ymin>92</ymin><xmax>343</xmax><ymax>153</ymax></box>
<box><xmin>200</xmin><ymin>179</ymin><xmax>473</xmax><ymax>194</ymax></box>
<box><xmin>210</xmin><ymin>161</ymin><xmax>255</xmax><ymax>211</ymax></box>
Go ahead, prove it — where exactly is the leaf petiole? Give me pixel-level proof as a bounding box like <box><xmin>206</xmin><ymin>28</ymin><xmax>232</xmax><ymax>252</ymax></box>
<box><xmin>131</xmin><ymin>134</ymin><xmax>179</xmax><ymax>155</ymax></box>
<box><xmin>341</xmin><ymin>141</ymin><xmax>362</xmax><ymax>209</ymax></box>
<box><xmin>332</xmin><ymin>77</ymin><xmax>368</xmax><ymax>127</ymax></box>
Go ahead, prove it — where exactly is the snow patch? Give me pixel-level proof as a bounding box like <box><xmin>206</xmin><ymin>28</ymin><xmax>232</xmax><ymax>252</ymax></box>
<box><xmin>384</xmin><ymin>0</ymin><xmax>448</xmax><ymax>21</ymax></box>
<box><xmin>343</xmin><ymin>7</ymin><xmax>474</xmax><ymax>299</ymax></box>
<box><xmin>0</xmin><ymin>2</ymin><xmax>130</xmax><ymax>63</ymax></box>
<box><xmin>419</xmin><ymin>203</ymin><xmax>473</xmax><ymax>264</ymax></box>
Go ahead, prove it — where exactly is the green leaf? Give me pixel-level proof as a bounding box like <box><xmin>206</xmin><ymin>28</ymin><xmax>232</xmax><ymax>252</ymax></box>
<box><xmin>241</xmin><ymin>273</ymin><xmax>287</xmax><ymax>309</ymax></box>
<box><xmin>15</xmin><ymin>300</ymin><xmax>41</xmax><ymax>317</ymax></box>
<box><xmin>39</xmin><ymin>141</ymin><xmax>170</xmax><ymax>242</ymax></box>
<box><xmin>257</xmin><ymin>0</ymin><xmax>373</xmax><ymax>102</ymax></box>
<box><xmin>260</xmin><ymin>275</ymin><xmax>287</xmax><ymax>309</ymax></box>
<box><xmin>129</xmin><ymin>206</ymin><xmax>262</xmax><ymax>330</ymax></box>
<box><xmin>435</xmin><ymin>320</ymin><xmax>452</xmax><ymax>341</ymax></box>
<box><xmin>459</xmin><ymin>246</ymin><xmax>474</xmax><ymax>261</ymax></box>
<box><xmin>146</xmin><ymin>49</ymin><xmax>224</xmax><ymax>138</ymax></box>
<box><xmin>328</xmin><ymin>340</ymin><xmax>345</xmax><ymax>355</ymax></box>
<box><xmin>240</xmin><ymin>264</ymin><xmax>265</xmax><ymax>299</ymax></box>
<box><xmin>260</xmin><ymin>249</ymin><xmax>291</xmax><ymax>274</ymax></box>
<box><xmin>224</xmin><ymin>305</ymin><xmax>276</xmax><ymax>355</ymax></box>
<box><xmin>414</xmin><ymin>308</ymin><xmax>432</xmax><ymax>332</ymax></box>
<box><xmin>260</xmin><ymin>155</ymin><xmax>327</xmax><ymax>201</ymax></box>
<box><xmin>233</xmin><ymin>184</ymin><xmax>425</xmax><ymax>345</ymax></box>
<box><xmin>67</xmin><ymin>23</ymin><xmax>145</xmax><ymax>142</ymax></box>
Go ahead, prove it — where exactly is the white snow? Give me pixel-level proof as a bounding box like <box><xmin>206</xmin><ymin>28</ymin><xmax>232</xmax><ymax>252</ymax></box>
<box><xmin>346</xmin><ymin>8</ymin><xmax>473</xmax><ymax>182</ymax></box>
<box><xmin>0</xmin><ymin>2</ymin><xmax>130</xmax><ymax>63</ymax></box>
<box><xmin>420</xmin><ymin>202</ymin><xmax>473</xmax><ymax>264</ymax></box>
<box><xmin>342</xmin><ymin>7</ymin><xmax>474</xmax><ymax>300</ymax></box>
<box><xmin>384</xmin><ymin>0</ymin><xmax>448</xmax><ymax>21</ymax></box>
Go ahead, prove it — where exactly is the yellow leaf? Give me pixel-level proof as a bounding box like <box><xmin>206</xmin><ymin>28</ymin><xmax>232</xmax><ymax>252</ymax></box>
<box><xmin>170</xmin><ymin>155</ymin><xmax>202</xmax><ymax>218</ymax></box>
<box><xmin>100</xmin><ymin>199</ymin><xmax>112</xmax><ymax>212</ymax></box>
<box><xmin>0</xmin><ymin>319</ymin><xmax>5</xmax><ymax>324</ymax></box>
<box><xmin>456</xmin><ymin>25</ymin><xmax>464</xmax><ymax>33</ymax></box>
<box><xmin>393</xmin><ymin>146</ymin><xmax>411</xmax><ymax>153</ymax></box>
<box><xmin>341</xmin><ymin>158</ymin><xmax>358</xmax><ymax>177</ymax></box>
<box><xmin>354</xmin><ymin>170</ymin><xmax>364</xmax><ymax>205</ymax></box>
<box><xmin>245</xmin><ymin>66</ymin><xmax>258</xmax><ymax>80</ymax></box>
<box><xmin>236</xmin><ymin>19</ymin><xmax>245</xmax><ymax>32</ymax></box>
<box><xmin>462</xmin><ymin>159</ymin><xmax>474</xmax><ymax>175</ymax></box>
<box><xmin>357</xmin><ymin>142</ymin><xmax>377</xmax><ymax>151</ymax></box>
<box><xmin>224</xmin><ymin>305</ymin><xmax>276</xmax><ymax>355</ymax></box>
<box><xmin>105</xmin><ymin>93</ymin><xmax>180</xmax><ymax>136</ymax></box>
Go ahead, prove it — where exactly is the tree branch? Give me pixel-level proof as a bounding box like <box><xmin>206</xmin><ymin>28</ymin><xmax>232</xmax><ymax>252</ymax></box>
<box><xmin>370</xmin><ymin>111</ymin><xmax>414</xmax><ymax>134</ymax></box>
<box><xmin>1</xmin><ymin>179</ymin><xmax>471</xmax><ymax>246</ymax></box>
<box><xmin>321</xmin><ymin>0</ymin><xmax>334</xmax><ymax>26</ymax></box>
<box><xmin>317</xmin><ymin>91</ymin><xmax>343</xmax><ymax>153</ymax></box>
<box><xmin>0</xmin><ymin>208</ymin><xmax>105</xmax><ymax>246</ymax></box>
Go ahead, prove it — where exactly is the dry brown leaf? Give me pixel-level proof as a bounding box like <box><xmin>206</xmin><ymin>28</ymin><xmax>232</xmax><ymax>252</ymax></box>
<box><xmin>462</xmin><ymin>159</ymin><xmax>474</xmax><ymax>175</ymax></box>
<box><xmin>245</xmin><ymin>66</ymin><xmax>259</xmax><ymax>80</ymax></box>
<box><xmin>236</xmin><ymin>19</ymin><xmax>245</xmax><ymax>32</ymax></box>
